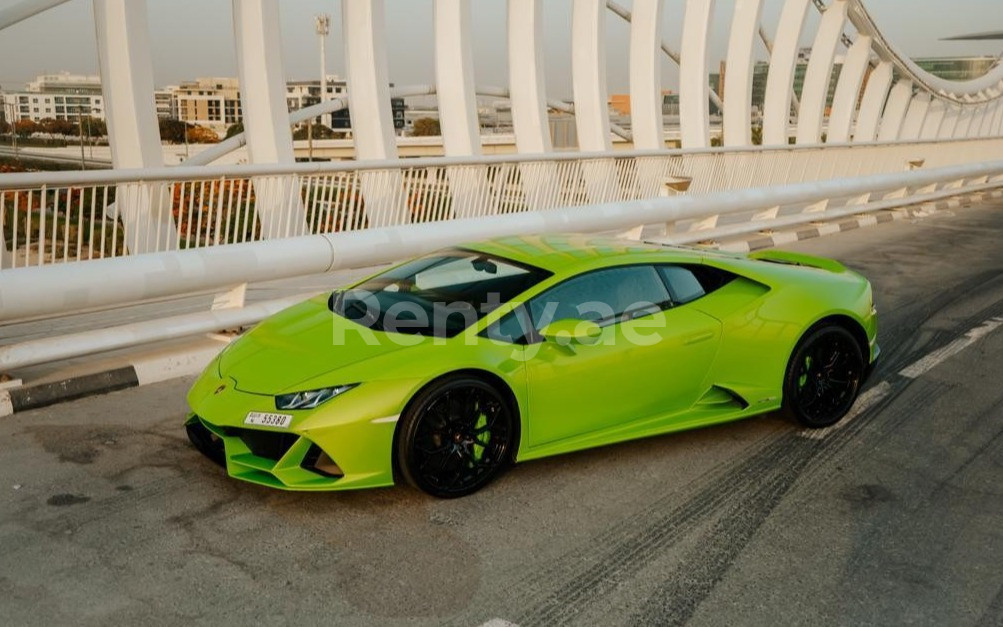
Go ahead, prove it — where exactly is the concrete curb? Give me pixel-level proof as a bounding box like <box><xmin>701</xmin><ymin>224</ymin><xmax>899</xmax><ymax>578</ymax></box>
<box><xmin>0</xmin><ymin>342</ymin><xmax>223</xmax><ymax>418</ymax></box>
<box><xmin>716</xmin><ymin>194</ymin><xmax>988</xmax><ymax>253</ymax></box>
<box><xmin>1</xmin><ymin>188</ymin><xmax>999</xmax><ymax>417</ymax></box>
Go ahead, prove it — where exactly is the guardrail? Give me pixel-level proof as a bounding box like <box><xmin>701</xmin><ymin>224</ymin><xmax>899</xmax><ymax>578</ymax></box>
<box><xmin>3</xmin><ymin>137</ymin><xmax>1002</xmax><ymax>271</ymax></box>
<box><xmin>2</xmin><ymin>155</ymin><xmax>1002</xmax><ymax>330</ymax></box>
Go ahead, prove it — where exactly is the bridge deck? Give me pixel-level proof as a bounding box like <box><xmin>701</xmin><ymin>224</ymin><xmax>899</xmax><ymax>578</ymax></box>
<box><xmin>1</xmin><ymin>199</ymin><xmax>1002</xmax><ymax>625</ymax></box>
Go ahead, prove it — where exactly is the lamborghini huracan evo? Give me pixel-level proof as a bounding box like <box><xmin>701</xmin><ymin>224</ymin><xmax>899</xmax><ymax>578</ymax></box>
<box><xmin>186</xmin><ymin>235</ymin><xmax>878</xmax><ymax>497</ymax></box>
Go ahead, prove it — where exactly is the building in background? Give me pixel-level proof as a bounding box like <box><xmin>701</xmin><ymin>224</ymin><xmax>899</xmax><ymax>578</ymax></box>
<box><xmin>154</xmin><ymin>88</ymin><xmax>177</xmax><ymax>119</ymax></box>
<box><xmin>286</xmin><ymin>76</ymin><xmax>347</xmax><ymax>128</ymax></box>
<box><xmin>710</xmin><ymin>49</ymin><xmax>841</xmax><ymax>118</ymax></box>
<box><xmin>911</xmin><ymin>56</ymin><xmax>999</xmax><ymax>81</ymax></box>
<box><xmin>172</xmin><ymin>77</ymin><xmax>242</xmax><ymax>136</ymax></box>
<box><xmin>0</xmin><ymin>72</ymin><xmax>105</xmax><ymax>123</ymax></box>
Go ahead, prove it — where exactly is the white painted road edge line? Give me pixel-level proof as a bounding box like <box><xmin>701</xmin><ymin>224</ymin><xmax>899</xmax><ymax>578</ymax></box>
<box><xmin>800</xmin><ymin>381</ymin><xmax>892</xmax><ymax>441</ymax></box>
<box><xmin>899</xmin><ymin>317</ymin><xmax>1003</xmax><ymax>379</ymax></box>
<box><xmin>805</xmin><ymin>314</ymin><xmax>1003</xmax><ymax>440</ymax></box>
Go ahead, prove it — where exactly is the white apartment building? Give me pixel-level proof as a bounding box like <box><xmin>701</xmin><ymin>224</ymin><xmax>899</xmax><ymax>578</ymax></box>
<box><xmin>1</xmin><ymin>72</ymin><xmax>105</xmax><ymax>123</ymax></box>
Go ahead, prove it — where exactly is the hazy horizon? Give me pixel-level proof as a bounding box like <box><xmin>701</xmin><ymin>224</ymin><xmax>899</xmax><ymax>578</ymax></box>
<box><xmin>0</xmin><ymin>0</ymin><xmax>999</xmax><ymax>99</ymax></box>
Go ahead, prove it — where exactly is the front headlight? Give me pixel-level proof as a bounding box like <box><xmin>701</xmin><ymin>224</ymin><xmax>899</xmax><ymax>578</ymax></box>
<box><xmin>275</xmin><ymin>384</ymin><xmax>358</xmax><ymax>410</ymax></box>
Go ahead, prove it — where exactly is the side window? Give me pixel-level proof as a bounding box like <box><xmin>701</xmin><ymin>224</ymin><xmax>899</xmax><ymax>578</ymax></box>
<box><xmin>528</xmin><ymin>265</ymin><xmax>671</xmax><ymax>330</ymax></box>
<box><xmin>658</xmin><ymin>266</ymin><xmax>706</xmax><ymax>305</ymax></box>
<box><xmin>657</xmin><ymin>264</ymin><xmax>736</xmax><ymax>305</ymax></box>
<box><xmin>482</xmin><ymin>306</ymin><xmax>534</xmax><ymax>345</ymax></box>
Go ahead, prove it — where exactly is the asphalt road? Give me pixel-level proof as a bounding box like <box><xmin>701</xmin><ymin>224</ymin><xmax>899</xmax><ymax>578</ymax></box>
<box><xmin>2</xmin><ymin>198</ymin><xmax>1002</xmax><ymax>626</ymax></box>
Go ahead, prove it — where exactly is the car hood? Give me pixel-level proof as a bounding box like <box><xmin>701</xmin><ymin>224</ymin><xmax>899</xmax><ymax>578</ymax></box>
<box><xmin>220</xmin><ymin>295</ymin><xmax>412</xmax><ymax>395</ymax></box>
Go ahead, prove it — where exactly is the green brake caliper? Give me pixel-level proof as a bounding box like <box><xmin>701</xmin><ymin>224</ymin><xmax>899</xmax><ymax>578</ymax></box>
<box><xmin>471</xmin><ymin>413</ymin><xmax>488</xmax><ymax>463</ymax></box>
<box><xmin>798</xmin><ymin>355</ymin><xmax>812</xmax><ymax>390</ymax></box>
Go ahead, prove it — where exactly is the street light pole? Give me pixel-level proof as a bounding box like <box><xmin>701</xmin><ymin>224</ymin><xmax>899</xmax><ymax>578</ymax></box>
<box><xmin>312</xmin><ymin>13</ymin><xmax>331</xmax><ymax>162</ymax></box>
<box><xmin>77</xmin><ymin>106</ymin><xmax>86</xmax><ymax>169</ymax></box>
<box><xmin>316</xmin><ymin>14</ymin><xmax>330</xmax><ymax>124</ymax></box>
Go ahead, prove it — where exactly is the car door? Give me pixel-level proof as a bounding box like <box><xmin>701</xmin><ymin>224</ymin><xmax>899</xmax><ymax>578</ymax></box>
<box><xmin>520</xmin><ymin>264</ymin><xmax>722</xmax><ymax>448</ymax></box>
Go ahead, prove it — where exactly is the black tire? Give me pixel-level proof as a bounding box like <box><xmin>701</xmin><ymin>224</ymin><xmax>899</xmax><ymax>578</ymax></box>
<box><xmin>396</xmin><ymin>376</ymin><xmax>516</xmax><ymax>498</ymax></box>
<box><xmin>782</xmin><ymin>325</ymin><xmax>865</xmax><ymax>429</ymax></box>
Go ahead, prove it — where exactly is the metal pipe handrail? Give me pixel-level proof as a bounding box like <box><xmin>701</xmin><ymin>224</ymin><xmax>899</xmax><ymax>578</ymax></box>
<box><xmin>3</xmin><ymin>158</ymin><xmax>1001</xmax><ymax>323</ymax></box>
<box><xmin>1</xmin><ymin>135</ymin><xmax>999</xmax><ymax>190</ymax></box>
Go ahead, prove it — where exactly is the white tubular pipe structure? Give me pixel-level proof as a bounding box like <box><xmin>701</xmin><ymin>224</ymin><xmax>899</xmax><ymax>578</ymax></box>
<box><xmin>796</xmin><ymin>0</ymin><xmax>848</xmax><ymax>145</ymax></box>
<box><xmin>827</xmin><ymin>35</ymin><xmax>873</xmax><ymax>144</ymax></box>
<box><xmin>722</xmin><ymin>0</ymin><xmax>764</xmax><ymax>147</ymax></box>
<box><xmin>762</xmin><ymin>0</ymin><xmax>811</xmax><ymax>146</ymax></box>
<box><xmin>854</xmin><ymin>62</ymin><xmax>894</xmax><ymax>143</ymax></box>
<box><xmin>0</xmin><ymin>295</ymin><xmax>312</xmax><ymax>371</ymax></box>
<box><xmin>628</xmin><ymin>0</ymin><xmax>665</xmax><ymax>150</ymax></box>
<box><xmin>3</xmin><ymin>159</ymin><xmax>1003</xmax><ymax>323</ymax></box>
<box><xmin>0</xmin><ymin>0</ymin><xmax>71</xmax><ymax>30</ymax></box>
<box><xmin>679</xmin><ymin>0</ymin><xmax>716</xmax><ymax>149</ymax></box>
<box><xmin>846</xmin><ymin>0</ymin><xmax>1003</xmax><ymax>104</ymax></box>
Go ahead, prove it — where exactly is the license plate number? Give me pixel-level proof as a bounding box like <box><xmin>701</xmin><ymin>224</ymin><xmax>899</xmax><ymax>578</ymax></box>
<box><xmin>244</xmin><ymin>411</ymin><xmax>293</xmax><ymax>428</ymax></box>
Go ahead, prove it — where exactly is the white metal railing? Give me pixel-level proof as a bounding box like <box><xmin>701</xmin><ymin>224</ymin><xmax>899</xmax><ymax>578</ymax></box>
<box><xmin>1</xmin><ymin>156</ymin><xmax>1002</xmax><ymax>368</ymax></box>
<box><xmin>3</xmin><ymin>136</ymin><xmax>1003</xmax><ymax>272</ymax></box>
<box><xmin>3</xmin><ymin>156</ymin><xmax>1003</xmax><ymax>326</ymax></box>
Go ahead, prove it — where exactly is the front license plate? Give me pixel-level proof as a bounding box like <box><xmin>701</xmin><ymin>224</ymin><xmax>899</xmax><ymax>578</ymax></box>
<box><xmin>244</xmin><ymin>411</ymin><xmax>293</xmax><ymax>429</ymax></box>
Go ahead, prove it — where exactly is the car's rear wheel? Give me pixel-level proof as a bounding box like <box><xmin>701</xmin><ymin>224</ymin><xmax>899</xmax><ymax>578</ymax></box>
<box><xmin>397</xmin><ymin>377</ymin><xmax>515</xmax><ymax>498</ymax></box>
<box><xmin>783</xmin><ymin>325</ymin><xmax>865</xmax><ymax>428</ymax></box>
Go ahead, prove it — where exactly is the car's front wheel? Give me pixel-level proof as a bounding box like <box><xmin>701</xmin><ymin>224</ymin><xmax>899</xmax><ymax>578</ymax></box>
<box><xmin>397</xmin><ymin>376</ymin><xmax>516</xmax><ymax>498</ymax></box>
<box><xmin>782</xmin><ymin>325</ymin><xmax>865</xmax><ymax>428</ymax></box>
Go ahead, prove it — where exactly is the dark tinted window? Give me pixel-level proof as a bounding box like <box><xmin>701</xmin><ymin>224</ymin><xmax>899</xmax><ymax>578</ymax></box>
<box><xmin>657</xmin><ymin>264</ymin><xmax>736</xmax><ymax>305</ymax></box>
<box><xmin>528</xmin><ymin>265</ymin><xmax>671</xmax><ymax>329</ymax></box>
<box><xmin>482</xmin><ymin>306</ymin><xmax>535</xmax><ymax>345</ymax></box>
<box><xmin>331</xmin><ymin>250</ymin><xmax>551</xmax><ymax>338</ymax></box>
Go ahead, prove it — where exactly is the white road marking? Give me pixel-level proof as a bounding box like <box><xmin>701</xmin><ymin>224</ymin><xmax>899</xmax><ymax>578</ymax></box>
<box><xmin>899</xmin><ymin>317</ymin><xmax>1003</xmax><ymax>379</ymax></box>
<box><xmin>799</xmin><ymin>381</ymin><xmax>892</xmax><ymax>441</ymax></box>
<box><xmin>803</xmin><ymin>315</ymin><xmax>1003</xmax><ymax>441</ymax></box>
<box><xmin>478</xmin><ymin>620</ymin><xmax>520</xmax><ymax>627</ymax></box>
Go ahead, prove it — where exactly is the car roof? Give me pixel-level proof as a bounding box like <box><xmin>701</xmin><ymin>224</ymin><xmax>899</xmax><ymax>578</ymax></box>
<box><xmin>461</xmin><ymin>234</ymin><xmax>711</xmax><ymax>274</ymax></box>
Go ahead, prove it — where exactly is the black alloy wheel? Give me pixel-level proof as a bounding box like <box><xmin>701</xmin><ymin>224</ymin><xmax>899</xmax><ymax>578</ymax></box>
<box><xmin>783</xmin><ymin>325</ymin><xmax>865</xmax><ymax>428</ymax></box>
<box><xmin>397</xmin><ymin>377</ymin><xmax>515</xmax><ymax>498</ymax></box>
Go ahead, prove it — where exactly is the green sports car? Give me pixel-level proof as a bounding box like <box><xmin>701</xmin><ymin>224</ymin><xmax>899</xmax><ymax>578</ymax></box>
<box><xmin>186</xmin><ymin>235</ymin><xmax>878</xmax><ymax>498</ymax></box>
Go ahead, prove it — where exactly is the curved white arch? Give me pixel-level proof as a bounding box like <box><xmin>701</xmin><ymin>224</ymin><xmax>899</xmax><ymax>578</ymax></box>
<box><xmin>722</xmin><ymin>0</ymin><xmax>764</xmax><ymax>147</ymax></box>
<box><xmin>762</xmin><ymin>0</ymin><xmax>811</xmax><ymax>146</ymax></box>
<box><xmin>679</xmin><ymin>0</ymin><xmax>715</xmax><ymax>149</ymax></box>
<box><xmin>846</xmin><ymin>0</ymin><xmax>1003</xmax><ymax>103</ymax></box>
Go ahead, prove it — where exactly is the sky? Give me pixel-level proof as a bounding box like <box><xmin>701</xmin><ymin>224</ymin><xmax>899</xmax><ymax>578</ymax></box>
<box><xmin>0</xmin><ymin>0</ymin><xmax>1000</xmax><ymax>99</ymax></box>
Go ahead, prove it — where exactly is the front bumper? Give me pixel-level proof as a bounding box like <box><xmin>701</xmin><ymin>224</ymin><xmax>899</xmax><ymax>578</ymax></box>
<box><xmin>186</xmin><ymin>414</ymin><xmax>356</xmax><ymax>490</ymax></box>
<box><xmin>185</xmin><ymin>362</ymin><xmax>410</xmax><ymax>491</ymax></box>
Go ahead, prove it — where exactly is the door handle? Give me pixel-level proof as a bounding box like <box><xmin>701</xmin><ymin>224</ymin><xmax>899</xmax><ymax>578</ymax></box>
<box><xmin>683</xmin><ymin>330</ymin><xmax>715</xmax><ymax>345</ymax></box>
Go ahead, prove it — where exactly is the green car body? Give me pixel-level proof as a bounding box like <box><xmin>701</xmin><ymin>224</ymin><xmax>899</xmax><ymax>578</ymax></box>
<box><xmin>186</xmin><ymin>235</ymin><xmax>878</xmax><ymax>493</ymax></box>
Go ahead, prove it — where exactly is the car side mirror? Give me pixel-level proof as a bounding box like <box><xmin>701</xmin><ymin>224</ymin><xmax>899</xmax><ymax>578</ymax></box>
<box><xmin>539</xmin><ymin>319</ymin><xmax>602</xmax><ymax>346</ymax></box>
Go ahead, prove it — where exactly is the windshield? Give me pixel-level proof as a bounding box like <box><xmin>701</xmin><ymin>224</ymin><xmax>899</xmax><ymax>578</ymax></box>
<box><xmin>330</xmin><ymin>249</ymin><xmax>552</xmax><ymax>338</ymax></box>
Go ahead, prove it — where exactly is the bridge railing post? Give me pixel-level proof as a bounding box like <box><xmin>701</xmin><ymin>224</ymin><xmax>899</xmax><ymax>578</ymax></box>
<box><xmin>94</xmin><ymin>0</ymin><xmax>178</xmax><ymax>254</ymax></box>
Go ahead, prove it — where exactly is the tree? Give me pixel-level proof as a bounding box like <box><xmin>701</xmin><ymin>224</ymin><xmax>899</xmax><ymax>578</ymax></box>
<box><xmin>78</xmin><ymin>116</ymin><xmax>107</xmax><ymax>139</ymax></box>
<box><xmin>159</xmin><ymin>118</ymin><xmax>189</xmax><ymax>144</ymax></box>
<box><xmin>224</xmin><ymin>122</ymin><xmax>244</xmax><ymax>140</ymax></box>
<box><xmin>39</xmin><ymin>117</ymin><xmax>77</xmax><ymax>137</ymax></box>
<box><xmin>187</xmin><ymin>125</ymin><xmax>220</xmax><ymax>144</ymax></box>
<box><xmin>292</xmin><ymin>123</ymin><xmax>338</xmax><ymax>140</ymax></box>
<box><xmin>14</xmin><ymin>119</ymin><xmax>38</xmax><ymax>139</ymax></box>
<box><xmin>410</xmin><ymin>117</ymin><xmax>441</xmax><ymax>137</ymax></box>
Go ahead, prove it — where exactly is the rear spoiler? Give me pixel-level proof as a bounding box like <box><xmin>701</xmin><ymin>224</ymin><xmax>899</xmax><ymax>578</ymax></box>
<box><xmin>747</xmin><ymin>250</ymin><xmax>846</xmax><ymax>274</ymax></box>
